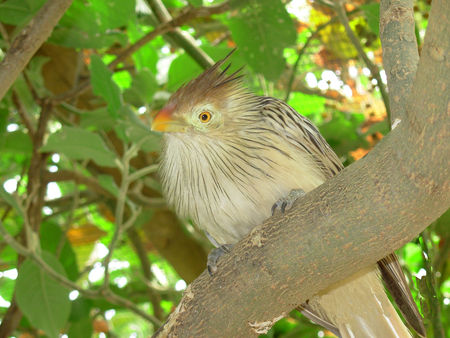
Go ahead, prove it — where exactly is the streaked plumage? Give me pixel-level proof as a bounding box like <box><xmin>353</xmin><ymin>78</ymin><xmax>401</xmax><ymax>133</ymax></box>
<box><xmin>152</xmin><ymin>53</ymin><xmax>425</xmax><ymax>337</ymax></box>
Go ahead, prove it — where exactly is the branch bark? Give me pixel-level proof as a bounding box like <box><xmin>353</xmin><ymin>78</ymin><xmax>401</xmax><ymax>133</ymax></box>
<box><xmin>0</xmin><ymin>0</ymin><xmax>74</xmax><ymax>100</ymax></box>
<box><xmin>154</xmin><ymin>0</ymin><xmax>449</xmax><ymax>335</ymax></box>
<box><xmin>380</xmin><ymin>0</ymin><xmax>419</xmax><ymax>124</ymax></box>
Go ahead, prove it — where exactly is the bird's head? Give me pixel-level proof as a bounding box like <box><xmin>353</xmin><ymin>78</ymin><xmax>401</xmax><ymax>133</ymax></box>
<box><xmin>151</xmin><ymin>52</ymin><xmax>254</xmax><ymax>137</ymax></box>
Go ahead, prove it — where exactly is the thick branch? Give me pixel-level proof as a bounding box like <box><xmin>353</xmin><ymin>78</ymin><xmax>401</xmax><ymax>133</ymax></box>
<box><xmin>380</xmin><ymin>0</ymin><xmax>419</xmax><ymax>124</ymax></box>
<box><xmin>0</xmin><ymin>0</ymin><xmax>74</xmax><ymax>100</ymax></box>
<box><xmin>155</xmin><ymin>0</ymin><xmax>449</xmax><ymax>335</ymax></box>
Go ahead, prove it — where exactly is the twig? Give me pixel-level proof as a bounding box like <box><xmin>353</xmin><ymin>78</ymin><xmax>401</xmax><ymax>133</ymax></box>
<box><xmin>379</xmin><ymin>0</ymin><xmax>419</xmax><ymax>124</ymax></box>
<box><xmin>334</xmin><ymin>1</ymin><xmax>391</xmax><ymax>121</ymax></box>
<box><xmin>128</xmin><ymin>164</ymin><xmax>159</xmax><ymax>182</ymax></box>
<box><xmin>43</xmin><ymin>197</ymin><xmax>101</xmax><ymax>220</ymax></box>
<box><xmin>103</xmin><ymin>289</ymin><xmax>162</xmax><ymax>326</ymax></box>
<box><xmin>102</xmin><ymin>139</ymin><xmax>147</xmax><ymax>288</ymax></box>
<box><xmin>285</xmin><ymin>18</ymin><xmax>337</xmax><ymax>102</ymax></box>
<box><xmin>43</xmin><ymin>169</ymin><xmax>113</xmax><ymax>198</ymax></box>
<box><xmin>128</xmin><ymin>193</ymin><xmax>166</xmax><ymax>208</ymax></box>
<box><xmin>0</xmin><ymin>22</ymin><xmax>10</xmax><ymax>45</ymax></box>
<box><xmin>146</xmin><ymin>0</ymin><xmax>215</xmax><ymax>69</ymax></box>
<box><xmin>128</xmin><ymin>227</ymin><xmax>164</xmax><ymax>321</ymax></box>
<box><xmin>0</xmin><ymin>0</ymin><xmax>75</xmax><ymax>100</ymax></box>
<box><xmin>419</xmin><ymin>231</ymin><xmax>445</xmax><ymax>338</ymax></box>
<box><xmin>11</xmin><ymin>91</ymin><xmax>36</xmax><ymax>137</ymax></box>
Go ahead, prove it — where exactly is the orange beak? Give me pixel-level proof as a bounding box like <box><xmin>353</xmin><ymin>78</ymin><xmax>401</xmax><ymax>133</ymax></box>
<box><xmin>151</xmin><ymin>104</ymin><xmax>186</xmax><ymax>133</ymax></box>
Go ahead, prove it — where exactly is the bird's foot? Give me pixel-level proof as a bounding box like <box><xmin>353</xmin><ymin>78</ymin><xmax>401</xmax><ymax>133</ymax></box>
<box><xmin>207</xmin><ymin>244</ymin><xmax>233</xmax><ymax>275</ymax></box>
<box><xmin>271</xmin><ymin>188</ymin><xmax>306</xmax><ymax>215</ymax></box>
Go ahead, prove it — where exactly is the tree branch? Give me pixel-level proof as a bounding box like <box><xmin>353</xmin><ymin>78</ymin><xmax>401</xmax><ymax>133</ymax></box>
<box><xmin>43</xmin><ymin>169</ymin><xmax>113</xmax><ymax>198</ymax></box>
<box><xmin>11</xmin><ymin>91</ymin><xmax>36</xmax><ymax>136</ymax></box>
<box><xmin>128</xmin><ymin>227</ymin><xmax>164</xmax><ymax>321</ymax></box>
<box><xmin>380</xmin><ymin>0</ymin><xmax>419</xmax><ymax>124</ymax></box>
<box><xmin>0</xmin><ymin>0</ymin><xmax>75</xmax><ymax>100</ymax></box>
<box><xmin>146</xmin><ymin>0</ymin><xmax>215</xmax><ymax>69</ymax></box>
<box><xmin>154</xmin><ymin>0</ymin><xmax>449</xmax><ymax>335</ymax></box>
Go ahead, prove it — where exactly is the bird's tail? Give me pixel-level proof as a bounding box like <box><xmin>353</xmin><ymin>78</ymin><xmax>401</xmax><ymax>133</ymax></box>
<box><xmin>308</xmin><ymin>266</ymin><xmax>411</xmax><ymax>338</ymax></box>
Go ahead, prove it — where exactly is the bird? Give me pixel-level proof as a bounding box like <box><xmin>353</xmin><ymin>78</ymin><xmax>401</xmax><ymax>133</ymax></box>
<box><xmin>151</xmin><ymin>51</ymin><xmax>425</xmax><ymax>337</ymax></box>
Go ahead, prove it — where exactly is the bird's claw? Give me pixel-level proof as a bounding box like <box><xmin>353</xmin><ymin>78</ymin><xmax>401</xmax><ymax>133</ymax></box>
<box><xmin>271</xmin><ymin>188</ymin><xmax>306</xmax><ymax>215</ymax></box>
<box><xmin>207</xmin><ymin>244</ymin><xmax>233</xmax><ymax>275</ymax></box>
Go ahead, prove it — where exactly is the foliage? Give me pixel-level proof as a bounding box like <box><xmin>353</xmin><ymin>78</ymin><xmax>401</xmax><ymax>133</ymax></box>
<box><xmin>0</xmin><ymin>0</ymin><xmax>447</xmax><ymax>337</ymax></box>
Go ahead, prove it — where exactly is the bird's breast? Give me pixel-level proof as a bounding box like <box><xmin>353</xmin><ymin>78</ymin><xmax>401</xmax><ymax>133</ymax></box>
<box><xmin>159</xmin><ymin>133</ymin><xmax>326</xmax><ymax>245</ymax></box>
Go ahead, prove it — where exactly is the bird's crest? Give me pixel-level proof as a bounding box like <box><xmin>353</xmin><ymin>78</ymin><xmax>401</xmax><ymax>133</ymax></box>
<box><xmin>168</xmin><ymin>49</ymin><xmax>245</xmax><ymax>109</ymax></box>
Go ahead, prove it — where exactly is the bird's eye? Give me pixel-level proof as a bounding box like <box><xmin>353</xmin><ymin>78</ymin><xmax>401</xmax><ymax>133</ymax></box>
<box><xmin>199</xmin><ymin>111</ymin><xmax>212</xmax><ymax>123</ymax></box>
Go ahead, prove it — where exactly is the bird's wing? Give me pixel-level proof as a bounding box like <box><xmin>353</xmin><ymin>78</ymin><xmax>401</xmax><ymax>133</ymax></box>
<box><xmin>259</xmin><ymin>97</ymin><xmax>425</xmax><ymax>336</ymax></box>
<box><xmin>258</xmin><ymin>97</ymin><xmax>343</xmax><ymax>180</ymax></box>
<box><xmin>298</xmin><ymin>304</ymin><xmax>341</xmax><ymax>337</ymax></box>
<box><xmin>378</xmin><ymin>253</ymin><xmax>426</xmax><ymax>337</ymax></box>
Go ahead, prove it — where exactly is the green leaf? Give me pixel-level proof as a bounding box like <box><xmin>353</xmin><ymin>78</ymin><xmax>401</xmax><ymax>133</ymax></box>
<box><xmin>90</xmin><ymin>54</ymin><xmax>123</xmax><ymax>117</ymax></box>
<box><xmin>361</xmin><ymin>3</ymin><xmax>380</xmax><ymax>35</ymax></box>
<box><xmin>116</xmin><ymin>118</ymin><xmax>161</xmax><ymax>153</ymax></box>
<box><xmin>0</xmin><ymin>108</ymin><xmax>8</xmax><ymax>137</ymax></box>
<box><xmin>80</xmin><ymin>107</ymin><xmax>116</xmax><ymax>131</ymax></box>
<box><xmin>69</xmin><ymin>297</ymin><xmax>93</xmax><ymax>322</ymax></box>
<box><xmin>0</xmin><ymin>277</ymin><xmax>15</xmax><ymax>303</ymax></box>
<box><xmin>186</xmin><ymin>0</ymin><xmax>202</xmax><ymax>6</ymax></box>
<box><xmin>40</xmin><ymin>126</ymin><xmax>117</xmax><ymax>167</ymax></box>
<box><xmin>0</xmin><ymin>0</ymin><xmax>46</xmax><ymax>25</ymax></box>
<box><xmin>319</xmin><ymin>112</ymin><xmax>366</xmax><ymax>156</ymax></box>
<box><xmin>228</xmin><ymin>0</ymin><xmax>296</xmax><ymax>80</ymax></box>
<box><xmin>16</xmin><ymin>251</ymin><xmax>71</xmax><ymax>338</ymax></box>
<box><xmin>98</xmin><ymin>175</ymin><xmax>119</xmax><ymax>197</ymax></box>
<box><xmin>124</xmin><ymin>69</ymin><xmax>158</xmax><ymax>107</ymax></box>
<box><xmin>127</xmin><ymin>20</ymin><xmax>158</xmax><ymax>73</ymax></box>
<box><xmin>68</xmin><ymin>317</ymin><xmax>93</xmax><ymax>338</ymax></box>
<box><xmin>401</xmin><ymin>243</ymin><xmax>423</xmax><ymax>273</ymax></box>
<box><xmin>50</xmin><ymin>27</ymin><xmax>127</xmax><ymax>49</ymax></box>
<box><xmin>112</xmin><ymin>70</ymin><xmax>132</xmax><ymax>90</ymax></box>
<box><xmin>13</xmin><ymin>74</ymin><xmax>38</xmax><ymax>113</ymax></box>
<box><xmin>288</xmin><ymin>93</ymin><xmax>326</xmax><ymax>118</ymax></box>
<box><xmin>434</xmin><ymin>208</ymin><xmax>450</xmax><ymax>239</ymax></box>
<box><xmin>90</xmin><ymin>0</ymin><xmax>135</xmax><ymax>30</ymax></box>
<box><xmin>40</xmin><ymin>222</ymin><xmax>79</xmax><ymax>281</ymax></box>
<box><xmin>50</xmin><ymin>0</ymin><xmax>134</xmax><ymax>49</ymax></box>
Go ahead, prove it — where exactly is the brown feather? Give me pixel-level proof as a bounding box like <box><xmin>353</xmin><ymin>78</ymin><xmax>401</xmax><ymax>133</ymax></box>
<box><xmin>378</xmin><ymin>254</ymin><xmax>427</xmax><ymax>337</ymax></box>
